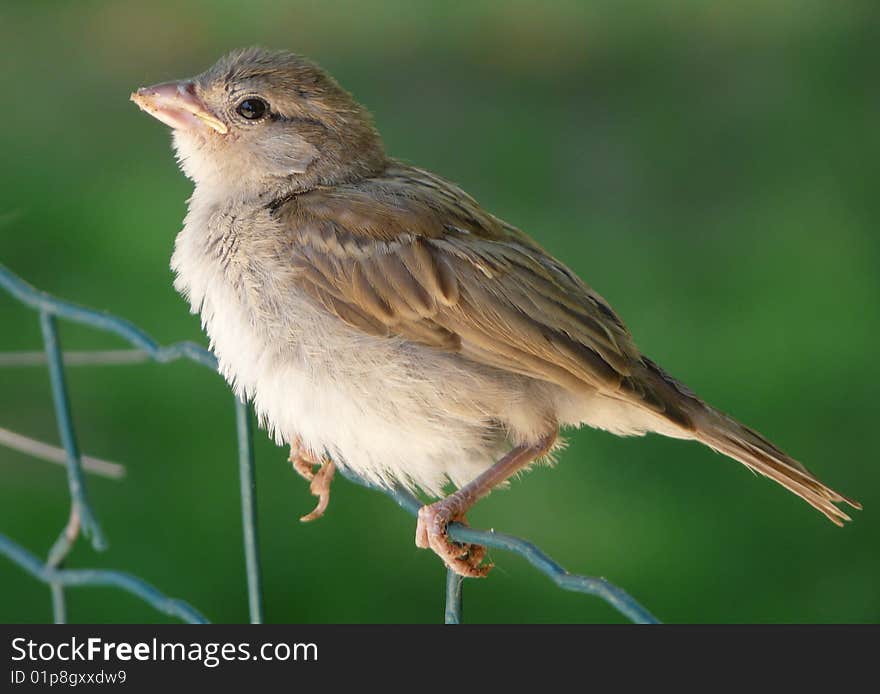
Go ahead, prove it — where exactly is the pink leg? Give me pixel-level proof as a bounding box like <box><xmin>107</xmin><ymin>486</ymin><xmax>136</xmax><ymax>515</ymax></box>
<box><xmin>289</xmin><ymin>437</ymin><xmax>316</xmax><ymax>482</ymax></box>
<box><xmin>289</xmin><ymin>438</ymin><xmax>336</xmax><ymax>522</ymax></box>
<box><xmin>300</xmin><ymin>459</ymin><xmax>336</xmax><ymax>523</ymax></box>
<box><xmin>416</xmin><ymin>432</ymin><xmax>557</xmax><ymax>577</ymax></box>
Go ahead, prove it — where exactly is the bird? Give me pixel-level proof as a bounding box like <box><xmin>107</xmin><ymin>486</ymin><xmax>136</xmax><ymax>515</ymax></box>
<box><xmin>131</xmin><ymin>47</ymin><xmax>859</xmax><ymax>577</ymax></box>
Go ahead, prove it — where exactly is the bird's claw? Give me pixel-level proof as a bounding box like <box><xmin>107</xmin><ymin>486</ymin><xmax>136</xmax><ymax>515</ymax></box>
<box><xmin>415</xmin><ymin>502</ymin><xmax>492</xmax><ymax>578</ymax></box>
<box><xmin>289</xmin><ymin>437</ymin><xmax>316</xmax><ymax>481</ymax></box>
<box><xmin>289</xmin><ymin>439</ymin><xmax>335</xmax><ymax>522</ymax></box>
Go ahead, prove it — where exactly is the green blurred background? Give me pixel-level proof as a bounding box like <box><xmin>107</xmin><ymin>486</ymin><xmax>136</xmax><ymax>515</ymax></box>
<box><xmin>1</xmin><ymin>1</ymin><xmax>877</xmax><ymax>623</ymax></box>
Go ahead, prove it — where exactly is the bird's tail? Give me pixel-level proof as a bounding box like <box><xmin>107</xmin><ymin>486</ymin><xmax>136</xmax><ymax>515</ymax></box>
<box><xmin>690</xmin><ymin>405</ymin><xmax>861</xmax><ymax>525</ymax></box>
<box><xmin>634</xmin><ymin>358</ymin><xmax>860</xmax><ymax>525</ymax></box>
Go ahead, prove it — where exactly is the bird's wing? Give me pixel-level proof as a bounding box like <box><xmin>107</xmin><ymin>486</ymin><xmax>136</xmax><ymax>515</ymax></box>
<box><xmin>275</xmin><ymin>164</ymin><xmax>682</xmax><ymax>417</ymax></box>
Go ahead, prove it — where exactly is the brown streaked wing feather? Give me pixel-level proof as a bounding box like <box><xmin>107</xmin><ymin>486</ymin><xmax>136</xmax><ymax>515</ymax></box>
<box><xmin>277</xmin><ymin>162</ymin><xmax>652</xmax><ymax>397</ymax></box>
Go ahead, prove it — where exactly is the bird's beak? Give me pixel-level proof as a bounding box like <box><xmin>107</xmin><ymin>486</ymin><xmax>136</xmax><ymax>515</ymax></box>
<box><xmin>130</xmin><ymin>81</ymin><xmax>228</xmax><ymax>135</ymax></box>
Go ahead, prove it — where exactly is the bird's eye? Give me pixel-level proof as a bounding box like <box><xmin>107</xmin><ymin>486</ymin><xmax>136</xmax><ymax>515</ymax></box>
<box><xmin>236</xmin><ymin>98</ymin><xmax>268</xmax><ymax>120</ymax></box>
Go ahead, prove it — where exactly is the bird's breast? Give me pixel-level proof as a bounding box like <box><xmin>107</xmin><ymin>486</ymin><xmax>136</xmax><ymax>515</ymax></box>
<box><xmin>168</xmin><ymin>194</ymin><xmax>552</xmax><ymax>493</ymax></box>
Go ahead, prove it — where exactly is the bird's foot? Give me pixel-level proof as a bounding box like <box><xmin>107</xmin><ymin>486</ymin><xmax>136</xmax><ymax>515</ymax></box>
<box><xmin>289</xmin><ymin>436</ymin><xmax>317</xmax><ymax>481</ymax></box>
<box><xmin>415</xmin><ymin>501</ymin><xmax>492</xmax><ymax>578</ymax></box>
<box><xmin>289</xmin><ymin>439</ymin><xmax>336</xmax><ymax>522</ymax></box>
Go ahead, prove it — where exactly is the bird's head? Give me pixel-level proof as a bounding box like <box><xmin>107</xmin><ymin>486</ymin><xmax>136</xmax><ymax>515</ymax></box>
<box><xmin>131</xmin><ymin>47</ymin><xmax>386</xmax><ymax>198</ymax></box>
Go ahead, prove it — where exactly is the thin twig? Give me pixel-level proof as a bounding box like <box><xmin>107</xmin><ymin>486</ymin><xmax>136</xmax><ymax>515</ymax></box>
<box><xmin>0</xmin><ymin>426</ymin><xmax>125</xmax><ymax>480</ymax></box>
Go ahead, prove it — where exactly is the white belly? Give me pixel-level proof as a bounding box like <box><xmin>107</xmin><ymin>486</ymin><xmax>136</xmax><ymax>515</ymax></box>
<box><xmin>173</xmin><ymin>222</ymin><xmax>516</xmax><ymax>494</ymax></box>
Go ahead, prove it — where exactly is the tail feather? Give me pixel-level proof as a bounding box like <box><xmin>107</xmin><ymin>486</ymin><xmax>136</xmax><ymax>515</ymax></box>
<box><xmin>630</xmin><ymin>358</ymin><xmax>860</xmax><ymax>525</ymax></box>
<box><xmin>693</xmin><ymin>407</ymin><xmax>861</xmax><ymax>526</ymax></box>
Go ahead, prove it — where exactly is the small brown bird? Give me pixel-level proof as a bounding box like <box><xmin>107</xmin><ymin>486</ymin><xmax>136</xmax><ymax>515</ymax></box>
<box><xmin>132</xmin><ymin>48</ymin><xmax>859</xmax><ymax>577</ymax></box>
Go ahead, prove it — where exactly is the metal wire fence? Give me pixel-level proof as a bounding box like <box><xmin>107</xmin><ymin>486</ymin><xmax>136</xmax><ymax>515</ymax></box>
<box><xmin>0</xmin><ymin>263</ymin><xmax>659</xmax><ymax>624</ymax></box>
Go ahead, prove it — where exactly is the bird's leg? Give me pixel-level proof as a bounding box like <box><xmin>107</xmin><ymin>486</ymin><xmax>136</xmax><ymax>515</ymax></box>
<box><xmin>300</xmin><ymin>459</ymin><xmax>335</xmax><ymax>522</ymax></box>
<box><xmin>289</xmin><ymin>437</ymin><xmax>317</xmax><ymax>483</ymax></box>
<box><xmin>416</xmin><ymin>432</ymin><xmax>557</xmax><ymax>578</ymax></box>
<box><xmin>288</xmin><ymin>437</ymin><xmax>336</xmax><ymax>522</ymax></box>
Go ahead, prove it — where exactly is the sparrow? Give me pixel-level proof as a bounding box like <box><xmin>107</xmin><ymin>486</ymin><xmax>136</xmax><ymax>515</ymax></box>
<box><xmin>131</xmin><ymin>48</ymin><xmax>859</xmax><ymax>577</ymax></box>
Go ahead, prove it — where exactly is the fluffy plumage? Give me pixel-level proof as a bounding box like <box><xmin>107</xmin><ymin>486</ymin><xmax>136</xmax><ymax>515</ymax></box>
<box><xmin>135</xmin><ymin>48</ymin><xmax>858</xmax><ymax>535</ymax></box>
